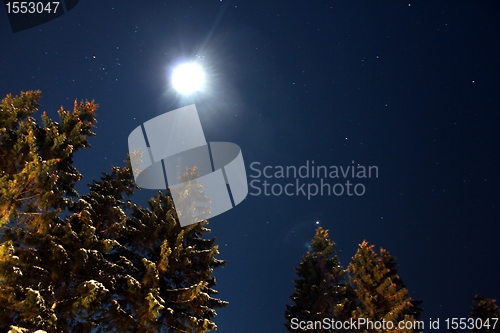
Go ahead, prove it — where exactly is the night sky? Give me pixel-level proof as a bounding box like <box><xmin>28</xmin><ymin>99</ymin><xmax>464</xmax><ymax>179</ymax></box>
<box><xmin>1</xmin><ymin>1</ymin><xmax>499</xmax><ymax>332</ymax></box>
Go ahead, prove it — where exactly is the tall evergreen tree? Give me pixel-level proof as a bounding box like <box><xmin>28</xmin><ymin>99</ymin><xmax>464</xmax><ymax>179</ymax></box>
<box><xmin>285</xmin><ymin>227</ymin><xmax>355</xmax><ymax>332</ymax></box>
<box><xmin>379</xmin><ymin>249</ymin><xmax>423</xmax><ymax>321</ymax></box>
<box><xmin>348</xmin><ymin>241</ymin><xmax>421</xmax><ymax>332</ymax></box>
<box><xmin>0</xmin><ymin>91</ymin><xmax>227</xmax><ymax>332</ymax></box>
<box><xmin>470</xmin><ymin>294</ymin><xmax>500</xmax><ymax>333</ymax></box>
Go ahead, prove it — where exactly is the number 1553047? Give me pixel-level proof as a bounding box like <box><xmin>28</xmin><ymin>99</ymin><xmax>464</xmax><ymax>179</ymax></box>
<box><xmin>5</xmin><ymin>2</ymin><xmax>60</xmax><ymax>14</ymax></box>
<box><xmin>445</xmin><ymin>318</ymin><xmax>498</xmax><ymax>330</ymax></box>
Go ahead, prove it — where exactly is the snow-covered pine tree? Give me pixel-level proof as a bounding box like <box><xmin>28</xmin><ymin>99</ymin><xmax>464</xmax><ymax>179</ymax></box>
<box><xmin>348</xmin><ymin>241</ymin><xmax>421</xmax><ymax>332</ymax></box>
<box><xmin>0</xmin><ymin>91</ymin><xmax>227</xmax><ymax>332</ymax></box>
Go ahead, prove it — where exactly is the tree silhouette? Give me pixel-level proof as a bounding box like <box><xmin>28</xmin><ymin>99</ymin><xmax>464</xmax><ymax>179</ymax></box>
<box><xmin>470</xmin><ymin>294</ymin><xmax>500</xmax><ymax>333</ymax></box>
<box><xmin>285</xmin><ymin>227</ymin><xmax>355</xmax><ymax>332</ymax></box>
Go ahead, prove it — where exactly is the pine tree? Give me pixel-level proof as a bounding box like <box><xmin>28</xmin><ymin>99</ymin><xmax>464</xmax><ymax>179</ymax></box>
<box><xmin>470</xmin><ymin>294</ymin><xmax>500</xmax><ymax>333</ymax></box>
<box><xmin>0</xmin><ymin>90</ymin><xmax>98</xmax><ymax>331</ymax></box>
<box><xmin>0</xmin><ymin>91</ymin><xmax>227</xmax><ymax>332</ymax></box>
<box><xmin>348</xmin><ymin>241</ymin><xmax>421</xmax><ymax>332</ymax></box>
<box><xmin>285</xmin><ymin>227</ymin><xmax>355</xmax><ymax>332</ymax></box>
<box><xmin>379</xmin><ymin>249</ymin><xmax>423</xmax><ymax>321</ymax></box>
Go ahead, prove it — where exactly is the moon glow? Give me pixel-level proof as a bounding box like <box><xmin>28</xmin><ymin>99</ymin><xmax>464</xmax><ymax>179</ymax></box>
<box><xmin>171</xmin><ymin>63</ymin><xmax>206</xmax><ymax>95</ymax></box>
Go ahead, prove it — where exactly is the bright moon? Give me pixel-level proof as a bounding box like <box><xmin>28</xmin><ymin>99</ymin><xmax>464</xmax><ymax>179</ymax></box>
<box><xmin>171</xmin><ymin>63</ymin><xmax>205</xmax><ymax>95</ymax></box>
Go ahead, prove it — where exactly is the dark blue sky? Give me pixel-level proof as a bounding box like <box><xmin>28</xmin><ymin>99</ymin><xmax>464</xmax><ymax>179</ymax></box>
<box><xmin>1</xmin><ymin>1</ymin><xmax>499</xmax><ymax>332</ymax></box>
